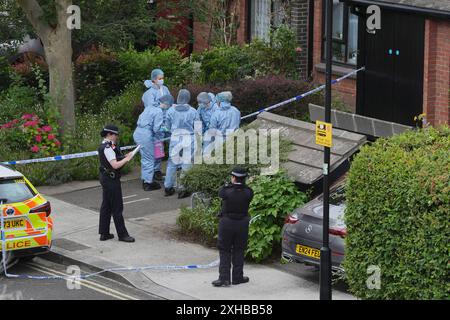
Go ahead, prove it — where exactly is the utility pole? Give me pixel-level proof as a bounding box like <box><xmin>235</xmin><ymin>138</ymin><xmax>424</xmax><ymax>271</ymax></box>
<box><xmin>320</xmin><ymin>0</ymin><xmax>333</xmax><ymax>301</ymax></box>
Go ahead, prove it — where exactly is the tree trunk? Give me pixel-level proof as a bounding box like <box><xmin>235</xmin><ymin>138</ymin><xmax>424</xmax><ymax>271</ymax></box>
<box><xmin>17</xmin><ymin>0</ymin><xmax>75</xmax><ymax>133</ymax></box>
<box><xmin>43</xmin><ymin>26</ymin><xmax>76</xmax><ymax>131</ymax></box>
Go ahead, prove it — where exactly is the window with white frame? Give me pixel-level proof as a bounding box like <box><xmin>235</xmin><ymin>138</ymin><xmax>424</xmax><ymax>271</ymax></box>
<box><xmin>250</xmin><ymin>0</ymin><xmax>289</xmax><ymax>42</ymax></box>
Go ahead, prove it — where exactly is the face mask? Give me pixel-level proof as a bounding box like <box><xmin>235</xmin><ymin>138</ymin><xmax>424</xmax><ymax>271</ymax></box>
<box><xmin>156</xmin><ymin>79</ymin><xmax>164</xmax><ymax>86</ymax></box>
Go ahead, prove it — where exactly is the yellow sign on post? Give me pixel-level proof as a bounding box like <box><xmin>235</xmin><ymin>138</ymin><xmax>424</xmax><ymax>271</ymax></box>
<box><xmin>316</xmin><ymin>121</ymin><xmax>333</xmax><ymax>148</ymax></box>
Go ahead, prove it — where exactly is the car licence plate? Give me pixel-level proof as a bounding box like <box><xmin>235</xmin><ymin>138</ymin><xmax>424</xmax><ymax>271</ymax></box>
<box><xmin>2</xmin><ymin>219</ymin><xmax>26</xmax><ymax>230</ymax></box>
<box><xmin>296</xmin><ymin>244</ymin><xmax>320</xmax><ymax>259</ymax></box>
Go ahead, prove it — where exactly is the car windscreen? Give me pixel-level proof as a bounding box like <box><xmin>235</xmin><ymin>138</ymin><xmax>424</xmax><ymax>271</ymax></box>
<box><xmin>0</xmin><ymin>178</ymin><xmax>36</xmax><ymax>204</ymax></box>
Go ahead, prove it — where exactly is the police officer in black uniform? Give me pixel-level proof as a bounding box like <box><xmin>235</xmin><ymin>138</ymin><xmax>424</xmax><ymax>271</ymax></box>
<box><xmin>212</xmin><ymin>167</ymin><xmax>254</xmax><ymax>287</ymax></box>
<box><xmin>98</xmin><ymin>125</ymin><xmax>135</xmax><ymax>243</ymax></box>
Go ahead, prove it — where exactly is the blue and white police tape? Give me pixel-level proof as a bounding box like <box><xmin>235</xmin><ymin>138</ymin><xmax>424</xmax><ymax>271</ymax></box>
<box><xmin>240</xmin><ymin>66</ymin><xmax>365</xmax><ymax>120</ymax></box>
<box><xmin>1</xmin><ymin>214</ymin><xmax>261</xmax><ymax>281</ymax></box>
<box><xmin>1</xmin><ymin>145</ymin><xmax>137</xmax><ymax>166</ymax></box>
<box><xmin>1</xmin><ymin>67</ymin><xmax>364</xmax><ymax>166</ymax></box>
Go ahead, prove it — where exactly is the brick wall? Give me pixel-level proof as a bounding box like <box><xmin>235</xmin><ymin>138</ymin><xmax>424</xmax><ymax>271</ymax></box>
<box><xmin>423</xmin><ymin>19</ymin><xmax>450</xmax><ymax>126</ymax></box>
<box><xmin>193</xmin><ymin>0</ymin><xmax>248</xmax><ymax>52</ymax></box>
<box><xmin>291</xmin><ymin>0</ymin><xmax>309</xmax><ymax>79</ymax></box>
<box><xmin>193</xmin><ymin>0</ymin><xmax>311</xmax><ymax>80</ymax></box>
<box><xmin>311</xmin><ymin>0</ymin><xmax>357</xmax><ymax>111</ymax></box>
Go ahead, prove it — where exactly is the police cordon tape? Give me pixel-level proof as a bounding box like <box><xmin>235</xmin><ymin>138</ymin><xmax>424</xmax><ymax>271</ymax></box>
<box><xmin>0</xmin><ymin>215</ymin><xmax>261</xmax><ymax>280</ymax></box>
<box><xmin>1</xmin><ymin>67</ymin><xmax>364</xmax><ymax>167</ymax></box>
<box><xmin>240</xmin><ymin>66</ymin><xmax>365</xmax><ymax>120</ymax></box>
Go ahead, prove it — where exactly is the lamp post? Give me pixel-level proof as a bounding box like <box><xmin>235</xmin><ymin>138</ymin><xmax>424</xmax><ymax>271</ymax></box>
<box><xmin>320</xmin><ymin>0</ymin><xmax>333</xmax><ymax>301</ymax></box>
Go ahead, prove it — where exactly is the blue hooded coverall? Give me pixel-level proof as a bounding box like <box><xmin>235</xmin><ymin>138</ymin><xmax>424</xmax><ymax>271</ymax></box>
<box><xmin>209</xmin><ymin>101</ymin><xmax>241</xmax><ymax>135</ymax></box>
<box><xmin>154</xmin><ymin>94</ymin><xmax>174</xmax><ymax>174</ymax></box>
<box><xmin>163</xmin><ymin>103</ymin><xmax>200</xmax><ymax>189</ymax></box>
<box><xmin>133</xmin><ymin>100</ymin><xmax>164</xmax><ymax>184</ymax></box>
<box><xmin>142</xmin><ymin>80</ymin><xmax>171</xmax><ymax>109</ymax></box>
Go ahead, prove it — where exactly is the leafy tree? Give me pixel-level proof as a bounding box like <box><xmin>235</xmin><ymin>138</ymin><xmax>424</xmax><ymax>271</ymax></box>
<box><xmin>1</xmin><ymin>0</ymin><xmax>209</xmax><ymax>131</ymax></box>
<box><xmin>15</xmin><ymin>0</ymin><xmax>76</xmax><ymax>132</ymax></box>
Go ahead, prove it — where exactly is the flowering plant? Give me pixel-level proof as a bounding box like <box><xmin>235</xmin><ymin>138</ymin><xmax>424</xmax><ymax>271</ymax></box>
<box><xmin>0</xmin><ymin>113</ymin><xmax>61</xmax><ymax>156</ymax></box>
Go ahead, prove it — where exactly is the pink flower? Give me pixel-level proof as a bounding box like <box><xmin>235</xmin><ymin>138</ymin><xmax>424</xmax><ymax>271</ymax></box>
<box><xmin>22</xmin><ymin>114</ymin><xmax>34</xmax><ymax>120</ymax></box>
<box><xmin>24</xmin><ymin>120</ymin><xmax>39</xmax><ymax>128</ymax></box>
<box><xmin>295</xmin><ymin>47</ymin><xmax>302</xmax><ymax>53</ymax></box>
<box><xmin>35</xmin><ymin>135</ymin><xmax>42</xmax><ymax>143</ymax></box>
<box><xmin>31</xmin><ymin>145</ymin><xmax>40</xmax><ymax>153</ymax></box>
<box><xmin>2</xmin><ymin>122</ymin><xmax>13</xmax><ymax>129</ymax></box>
<box><xmin>47</xmin><ymin>134</ymin><xmax>55</xmax><ymax>141</ymax></box>
<box><xmin>54</xmin><ymin>140</ymin><xmax>61</xmax><ymax>147</ymax></box>
<box><xmin>42</xmin><ymin>125</ymin><xmax>52</xmax><ymax>132</ymax></box>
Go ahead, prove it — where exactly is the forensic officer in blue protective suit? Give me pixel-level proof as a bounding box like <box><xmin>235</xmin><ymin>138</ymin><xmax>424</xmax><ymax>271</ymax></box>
<box><xmin>153</xmin><ymin>94</ymin><xmax>174</xmax><ymax>181</ymax></box>
<box><xmin>197</xmin><ymin>92</ymin><xmax>218</xmax><ymax>134</ymax></box>
<box><xmin>142</xmin><ymin>68</ymin><xmax>171</xmax><ymax>109</ymax></box>
<box><xmin>133</xmin><ymin>94</ymin><xmax>164</xmax><ymax>191</ymax></box>
<box><xmin>164</xmin><ymin>89</ymin><xmax>200</xmax><ymax>198</ymax></box>
<box><xmin>209</xmin><ymin>91</ymin><xmax>241</xmax><ymax>136</ymax></box>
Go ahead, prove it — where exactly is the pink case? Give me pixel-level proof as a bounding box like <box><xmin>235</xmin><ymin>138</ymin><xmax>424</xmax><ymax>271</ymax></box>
<box><xmin>154</xmin><ymin>141</ymin><xmax>165</xmax><ymax>159</ymax></box>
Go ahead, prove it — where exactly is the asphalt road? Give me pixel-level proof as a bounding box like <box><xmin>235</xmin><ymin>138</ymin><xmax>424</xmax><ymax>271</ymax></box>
<box><xmin>54</xmin><ymin>178</ymin><xmax>191</xmax><ymax>218</ymax></box>
<box><xmin>0</xmin><ymin>257</ymin><xmax>160</xmax><ymax>300</ymax></box>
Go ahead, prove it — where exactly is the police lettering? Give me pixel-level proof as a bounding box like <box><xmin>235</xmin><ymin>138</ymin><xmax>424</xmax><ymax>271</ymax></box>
<box><xmin>6</xmin><ymin>240</ymin><xmax>31</xmax><ymax>250</ymax></box>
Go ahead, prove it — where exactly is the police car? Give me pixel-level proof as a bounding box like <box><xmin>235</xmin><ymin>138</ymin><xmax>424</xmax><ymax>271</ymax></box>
<box><xmin>0</xmin><ymin>165</ymin><xmax>53</xmax><ymax>269</ymax></box>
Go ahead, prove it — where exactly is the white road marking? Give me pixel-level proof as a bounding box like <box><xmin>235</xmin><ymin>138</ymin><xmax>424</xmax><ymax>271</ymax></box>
<box><xmin>122</xmin><ymin>195</ymin><xmax>137</xmax><ymax>200</ymax></box>
<box><xmin>123</xmin><ymin>198</ymin><xmax>150</xmax><ymax>205</ymax></box>
<box><xmin>27</xmin><ymin>263</ymin><xmax>139</xmax><ymax>301</ymax></box>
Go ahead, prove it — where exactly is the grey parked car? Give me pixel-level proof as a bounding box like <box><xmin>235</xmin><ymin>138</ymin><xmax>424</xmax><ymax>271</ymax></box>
<box><xmin>281</xmin><ymin>184</ymin><xmax>347</xmax><ymax>271</ymax></box>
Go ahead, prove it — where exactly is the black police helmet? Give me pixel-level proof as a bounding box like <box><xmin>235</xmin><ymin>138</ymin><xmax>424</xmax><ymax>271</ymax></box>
<box><xmin>231</xmin><ymin>167</ymin><xmax>247</xmax><ymax>178</ymax></box>
<box><xmin>101</xmin><ymin>124</ymin><xmax>119</xmax><ymax>138</ymax></box>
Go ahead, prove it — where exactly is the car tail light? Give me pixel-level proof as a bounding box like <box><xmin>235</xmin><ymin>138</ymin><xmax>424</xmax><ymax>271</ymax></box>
<box><xmin>29</xmin><ymin>201</ymin><xmax>51</xmax><ymax>217</ymax></box>
<box><xmin>284</xmin><ymin>212</ymin><xmax>299</xmax><ymax>224</ymax></box>
<box><xmin>329</xmin><ymin>227</ymin><xmax>347</xmax><ymax>238</ymax></box>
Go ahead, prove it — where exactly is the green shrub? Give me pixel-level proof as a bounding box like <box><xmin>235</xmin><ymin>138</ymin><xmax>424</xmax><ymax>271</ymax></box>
<box><xmin>0</xmin><ymin>56</ymin><xmax>12</xmax><ymax>92</ymax></box>
<box><xmin>177</xmin><ymin>172</ymin><xmax>308</xmax><ymax>262</ymax></box>
<box><xmin>247</xmin><ymin>172</ymin><xmax>308</xmax><ymax>262</ymax></box>
<box><xmin>1</xmin><ymin>111</ymin><xmax>133</xmax><ymax>186</ymax></box>
<box><xmin>248</xmin><ymin>24</ymin><xmax>299</xmax><ymax>79</ymax></box>
<box><xmin>75</xmin><ymin>48</ymin><xmax>124</xmax><ymax>114</ymax></box>
<box><xmin>181</xmin><ymin>126</ymin><xmax>292</xmax><ymax>196</ymax></box>
<box><xmin>102</xmin><ymin>82</ymin><xmax>143</xmax><ymax>137</ymax></box>
<box><xmin>344</xmin><ymin>126</ymin><xmax>450</xmax><ymax>299</ymax></box>
<box><xmin>186</xmin><ymin>76</ymin><xmax>322</xmax><ymax>123</ymax></box>
<box><xmin>9</xmin><ymin>57</ymin><xmax>49</xmax><ymax>91</ymax></box>
<box><xmin>0</xmin><ymin>85</ymin><xmax>43</xmax><ymax>123</ymax></box>
<box><xmin>192</xmin><ymin>25</ymin><xmax>300</xmax><ymax>85</ymax></box>
<box><xmin>117</xmin><ymin>47</ymin><xmax>193</xmax><ymax>89</ymax></box>
<box><xmin>177</xmin><ymin>198</ymin><xmax>221</xmax><ymax>246</ymax></box>
<box><xmin>193</xmin><ymin>45</ymin><xmax>254</xmax><ymax>85</ymax></box>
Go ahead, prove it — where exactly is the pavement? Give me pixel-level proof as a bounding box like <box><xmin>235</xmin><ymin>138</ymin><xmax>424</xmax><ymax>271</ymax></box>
<box><xmin>35</xmin><ymin>168</ymin><xmax>355</xmax><ymax>300</ymax></box>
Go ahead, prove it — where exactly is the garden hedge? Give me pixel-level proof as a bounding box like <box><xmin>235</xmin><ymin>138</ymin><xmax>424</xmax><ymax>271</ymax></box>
<box><xmin>344</xmin><ymin>126</ymin><xmax>450</xmax><ymax>299</ymax></box>
<box><xmin>185</xmin><ymin>75</ymin><xmax>323</xmax><ymax>123</ymax></box>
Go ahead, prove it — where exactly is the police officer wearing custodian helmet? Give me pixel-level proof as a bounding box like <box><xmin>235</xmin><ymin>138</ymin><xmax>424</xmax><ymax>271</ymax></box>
<box><xmin>212</xmin><ymin>167</ymin><xmax>254</xmax><ymax>287</ymax></box>
<box><xmin>98</xmin><ymin>125</ymin><xmax>135</xmax><ymax>243</ymax></box>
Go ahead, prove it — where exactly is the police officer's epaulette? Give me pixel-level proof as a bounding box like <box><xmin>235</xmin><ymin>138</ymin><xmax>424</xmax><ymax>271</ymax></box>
<box><xmin>104</xmin><ymin>141</ymin><xmax>113</xmax><ymax>148</ymax></box>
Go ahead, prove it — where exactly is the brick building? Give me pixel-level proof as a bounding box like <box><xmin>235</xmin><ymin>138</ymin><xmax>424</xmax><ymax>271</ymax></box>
<box><xmin>188</xmin><ymin>0</ymin><xmax>449</xmax><ymax>126</ymax></box>
<box><xmin>191</xmin><ymin>0</ymin><xmax>312</xmax><ymax>79</ymax></box>
<box><xmin>312</xmin><ymin>0</ymin><xmax>450</xmax><ymax>126</ymax></box>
